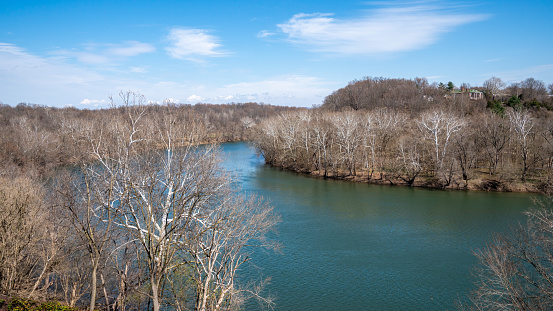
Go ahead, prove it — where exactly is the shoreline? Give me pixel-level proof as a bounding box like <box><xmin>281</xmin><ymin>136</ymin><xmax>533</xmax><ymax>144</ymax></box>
<box><xmin>264</xmin><ymin>162</ymin><xmax>545</xmax><ymax>194</ymax></box>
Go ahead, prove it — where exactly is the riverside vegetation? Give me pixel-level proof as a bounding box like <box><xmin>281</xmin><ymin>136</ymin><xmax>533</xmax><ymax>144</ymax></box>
<box><xmin>254</xmin><ymin>77</ymin><xmax>553</xmax><ymax>193</ymax></box>
<box><xmin>0</xmin><ymin>93</ymin><xmax>294</xmax><ymax>311</ymax></box>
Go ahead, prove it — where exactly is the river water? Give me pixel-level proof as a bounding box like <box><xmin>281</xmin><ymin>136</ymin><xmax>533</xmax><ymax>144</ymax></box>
<box><xmin>220</xmin><ymin>141</ymin><xmax>536</xmax><ymax>310</ymax></box>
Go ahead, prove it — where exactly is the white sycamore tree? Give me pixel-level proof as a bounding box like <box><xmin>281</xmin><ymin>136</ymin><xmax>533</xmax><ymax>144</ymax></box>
<box><xmin>418</xmin><ymin>110</ymin><xmax>465</xmax><ymax>174</ymax></box>
<box><xmin>85</xmin><ymin>92</ymin><xmax>276</xmax><ymax>311</ymax></box>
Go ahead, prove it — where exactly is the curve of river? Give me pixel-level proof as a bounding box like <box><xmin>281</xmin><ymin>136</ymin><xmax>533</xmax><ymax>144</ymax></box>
<box><xmin>220</xmin><ymin>141</ymin><xmax>536</xmax><ymax>310</ymax></box>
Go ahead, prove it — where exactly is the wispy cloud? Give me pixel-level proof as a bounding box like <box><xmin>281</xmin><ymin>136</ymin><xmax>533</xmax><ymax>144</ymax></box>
<box><xmin>0</xmin><ymin>42</ymin><xmax>109</xmax><ymax>106</ymax></box>
<box><xmin>257</xmin><ymin>30</ymin><xmax>276</xmax><ymax>38</ymax></box>
<box><xmin>0</xmin><ymin>43</ymin><xmax>103</xmax><ymax>85</ymax></box>
<box><xmin>130</xmin><ymin>66</ymin><xmax>148</xmax><ymax>73</ymax></box>
<box><xmin>425</xmin><ymin>75</ymin><xmax>447</xmax><ymax>80</ymax></box>
<box><xmin>0</xmin><ymin>42</ymin><xmax>27</xmax><ymax>55</ymax></box>
<box><xmin>214</xmin><ymin>75</ymin><xmax>332</xmax><ymax>106</ymax></box>
<box><xmin>160</xmin><ymin>75</ymin><xmax>333</xmax><ymax>106</ymax></box>
<box><xmin>54</xmin><ymin>41</ymin><xmax>155</xmax><ymax>65</ymax></box>
<box><xmin>166</xmin><ymin>28</ymin><xmax>226</xmax><ymax>61</ymax></box>
<box><xmin>107</xmin><ymin>41</ymin><xmax>155</xmax><ymax>57</ymax></box>
<box><xmin>270</xmin><ymin>4</ymin><xmax>488</xmax><ymax>55</ymax></box>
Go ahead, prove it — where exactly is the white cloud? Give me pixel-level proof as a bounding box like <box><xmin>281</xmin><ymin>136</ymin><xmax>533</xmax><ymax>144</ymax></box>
<box><xmin>214</xmin><ymin>75</ymin><xmax>333</xmax><ymax>106</ymax></box>
<box><xmin>0</xmin><ymin>42</ymin><xmax>156</xmax><ymax>107</ymax></box>
<box><xmin>166</xmin><ymin>28</ymin><xmax>226</xmax><ymax>61</ymax></box>
<box><xmin>426</xmin><ymin>75</ymin><xmax>447</xmax><ymax>80</ymax></box>
<box><xmin>0</xmin><ymin>42</ymin><xmax>27</xmax><ymax>55</ymax></box>
<box><xmin>72</xmin><ymin>52</ymin><xmax>111</xmax><ymax>64</ymax></box>
<box><xmin>107</xmin><ymin>41</ymin><xmax>155</xmax><ymax>57</ymax></box>
<box><xmin>0</xmin><ymin>43</ymin><xmax>333</xmax><ymax>108</ymax></box>
<box><xmin>0</xmin><ymin>43</ymin><xmax>106</xmax><ymax>104</ymax></box>
<box><xmin>130</xmin><ymin>66</ymin><xmax>147</xmax><ymax>73</ymax></box>
<box><xmin>144</xmin><ymin>75</ymin><xmax>332</xmax><ymax>107</ymax></box>
<box><xmin>54</xmin><ymin>41</ymin><xmax>155</xmax><ymax>65</ymax></box>
<box><xmin>257</xmin><ymin>30</ymin><xmax>276</xmax><ymax>38</ymax></box>
<box><xmin>273</xmin><ymin>5</ymin><xmax>488</xmax><ymax>55</ymax></box>
<box><xmin>80</xmin><ymin>99</ymin><xmax>107</xmax><ymax>106</ymax></box>
<box><xmin>187</xmin><ymin>94</ymin><xmax>204</xmax><ymax>102</ymax></box>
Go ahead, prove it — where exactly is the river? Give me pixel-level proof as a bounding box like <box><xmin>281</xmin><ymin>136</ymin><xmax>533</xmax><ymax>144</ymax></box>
<box><xmin>220</xmin><ymin>141</ymin><xmax>536</xmax><ymax>310</ymax></box>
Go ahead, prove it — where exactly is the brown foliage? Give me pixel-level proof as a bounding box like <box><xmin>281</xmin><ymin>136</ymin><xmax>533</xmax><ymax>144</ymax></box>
<box><xmin>253</xmin><ymin>106</ymin><xmax>553</xmax><ymax>191</ymax></box>
<box><xmin>0</xmin><ymin>176</ymin><xmax>47</xmax><ymax>295</ymax></box>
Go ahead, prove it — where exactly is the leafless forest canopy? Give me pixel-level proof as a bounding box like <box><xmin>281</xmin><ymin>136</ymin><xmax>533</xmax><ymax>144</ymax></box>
<box><xmin>0</xmin><ymin>94</ymin><xmax>289</xmax><ymax>311</ymax></box>
<box><xmin>0</xmin><ymin>100</ymin><xmax>297</xmax><ymax>176</ymax></box>
<box><xmin>254</xmin><ymin>77</ymin><xmax>553</xmax><ymax>192</ymax></box>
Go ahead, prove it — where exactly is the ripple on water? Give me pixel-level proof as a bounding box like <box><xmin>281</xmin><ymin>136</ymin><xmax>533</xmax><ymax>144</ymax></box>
<box><xmin>221</xmin><ymin>142</ymin><xmax>535</xmax><ymax>311</ymax></box>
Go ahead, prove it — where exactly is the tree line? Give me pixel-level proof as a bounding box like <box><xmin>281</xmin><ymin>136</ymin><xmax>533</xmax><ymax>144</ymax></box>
<box><xmin>254</xmin><ymin>77</ymin><xmax>553</xmax><ymax>192</ymax></box>
<box><xmin>0</xmin><ymin>92</ymin><xmax>289</xmax><ymax>310</ymax></box>
<box><xmin>0</xmin><ymin>97</ymin><xmax>297</xmax><ymax>177</ymax></box>
<box><xmin>321</xmin><ymin>76</ymin><xmax>553</xmax><ymax>113</ymax></box>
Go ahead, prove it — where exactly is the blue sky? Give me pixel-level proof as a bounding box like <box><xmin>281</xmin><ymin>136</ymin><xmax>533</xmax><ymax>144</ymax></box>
<box><xmin>1</xmin><ymin>0</ymin><xmax>552</xmax><ymax>108</ymax></box>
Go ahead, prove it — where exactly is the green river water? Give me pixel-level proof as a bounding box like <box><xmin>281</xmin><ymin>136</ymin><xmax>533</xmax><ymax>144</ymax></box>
<box><xmin>220</xmin><ymin>141</ymin><xmax>536</xmax><ymax>310</ymax></box>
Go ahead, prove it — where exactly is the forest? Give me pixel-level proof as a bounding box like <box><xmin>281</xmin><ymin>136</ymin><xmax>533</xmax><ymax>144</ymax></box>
<box><xmin>0</xmin><ymin>93</ymin><xmax>298</xmax><ymax>311</ymax></box>
<box><xmin>2</xmin><ymin>75</ymin><xmax>553</xmax><ymax>310</ymax></box>
<box><xmin>254</xmin><ymin>76</ymin><xmax>553</xmax><ymax>192</ymax></box>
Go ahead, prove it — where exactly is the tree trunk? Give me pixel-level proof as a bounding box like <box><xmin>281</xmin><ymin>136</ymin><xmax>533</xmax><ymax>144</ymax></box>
<box><xmin>100</xmin><ymin>273</ymin><xmax>110</xmax><ymax>311</ymax></box>
<box><xmin>28</xmin><ymin>259</ymin><xmax>50</xmax><ymax>298</ymax></box>
<box><xmin>151</xmin><ymin>276</ymin><xmax>160</xmax><ymax>311</ymax></box>
<box><xmin>89</xmin><ymin>261</ymin><xmax>98</xmax><ymax>311</ymax></box>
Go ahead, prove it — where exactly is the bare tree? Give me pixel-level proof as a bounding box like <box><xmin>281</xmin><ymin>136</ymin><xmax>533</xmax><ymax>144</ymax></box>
<box><xmin>255</xmin><ymin>117</ymin><xmax>282</xmax><ymax>166</ymax></box>
<box><xmin>483</xmin><ymin>77</ymin><xmax>506</xmax><ymax>100</ymax></box>
<box><xmin>55</xmin><ymin>239</ymin><xmax>91</xmax><ymax>308</ymax></box>
<box><xmin>279</xmin><ymin>112</ymin><xmax>302</xmax><ymax>166</ymax></box>
<box><xmin>418</xmin><ymin>110</ymin><xmax>465</xmax><ymax>174</ymax></box>
<box><xmin>465</xmin><ymin>199</ymin><xmax>553</xmax><ymax>310</ymax></box>
<box><xmin>393</xmin><ymin>136</ymin><xmax>423</xmax><ymax>186</ymax></box>
<box><xmin>520</xmin><ymin>78</ymin><xmax>548</xmax><ymax>102</ymax></box>
<box><xmin>84</xmin><ymin>92</ymin><xmax>276</xmax><ymax>311</ymax></box>
<box><xmin>190</xmin><ymin>194</ymin><xmax>277</xmax><ymax>311</ymax></box>
<box><xmin>296</xmin><ymin>110</ymin><xmax>314</xmax><ymax>170</ymax></box>
<box><xmin>372</xmin><ymin>108</ymin><xmax>406</xmax><ymax>180</ymax></box>
<box><xmin>453</xmin><ymin>124</ymin><xmax>477</xmax><ymax>188</ymax></box>
<box><xmin>56</xmin><ymin>168</ymin><xmax>117</xmax><ymax>311</ymax></box>
<box><xmin>0</xmin><ymin>176</ymin><xmax>48</xmax><ymax>295</ymax></box>
<box><xmin>332</xmin><ymin>111</ymin><xmax>362</xmax><ymax>176</ymax></box>
<box><xmin>311</xmin><ymin>112</ymin><xmax>334</xmax><ymax>177</ymax></box>
<box><xmin>476</xmin><ymin>114</ymin><xmax>511</xmax><ymax>176</ymax></box>
<box><xmin>360</xmin><ymin>111</ymin><xmax>375</xmax><ymax>177</ymax></box>
<box><xmin>508</xmin><ymin>108</ymin><xmax>534</xmax><ymax>181</ymax></box>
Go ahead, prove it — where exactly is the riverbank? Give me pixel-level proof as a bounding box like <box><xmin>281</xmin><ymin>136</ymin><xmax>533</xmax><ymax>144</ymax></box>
<box><xmin>267</xmin><ymin>163</ymin><xmax>546</xmax><ymax>194</ymax></box>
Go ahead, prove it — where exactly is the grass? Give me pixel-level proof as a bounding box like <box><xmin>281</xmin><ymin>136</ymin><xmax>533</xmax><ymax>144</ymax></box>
<box><xmin>0</xmin><ymin>298</ymin><xmax>80</xmax><ymax>311</ymax></box>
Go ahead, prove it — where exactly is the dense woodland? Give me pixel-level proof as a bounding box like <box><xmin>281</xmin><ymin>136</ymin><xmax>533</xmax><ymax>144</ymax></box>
<box><xmin>0</xmin><ymin>99</ymin><xmax>296</xmax><ymax>177</ymax></box>
<box><xmin>0</xmin><ymin>93</ymin><xmax>297</xmax><ymax>311</ymax></box>
<box><xmin>254</xmin><ymin>77</ymin><xmax>553</xmax><ymax>192</ymax></box>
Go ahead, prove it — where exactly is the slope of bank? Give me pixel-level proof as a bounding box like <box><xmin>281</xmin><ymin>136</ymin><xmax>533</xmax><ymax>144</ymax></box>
<box><xmin>265</xmin><ymin>162</ymin><xmax>544</xmax><ymax>193</ymax></box>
